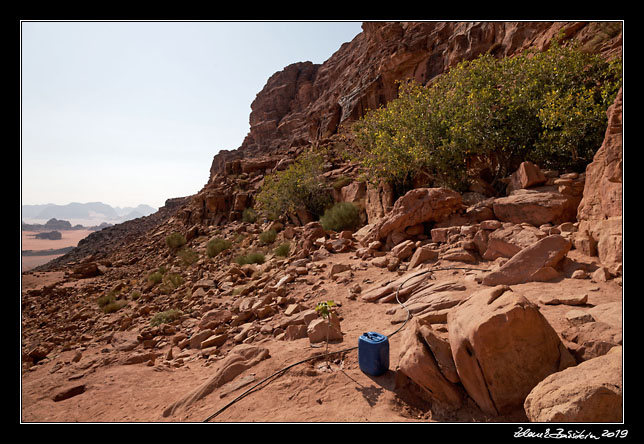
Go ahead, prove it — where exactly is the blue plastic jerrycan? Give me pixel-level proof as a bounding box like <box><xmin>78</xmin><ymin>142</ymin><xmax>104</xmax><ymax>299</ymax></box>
<box><xmin>358</xmin><ymin>332</ymin><xmax>390</xmax><ymax>376</ymax></box>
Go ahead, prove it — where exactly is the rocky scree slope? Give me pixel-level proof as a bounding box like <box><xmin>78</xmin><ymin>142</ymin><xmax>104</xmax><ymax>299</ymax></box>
<box><xmin>21</xmin><ymin>21</ymin><xmax>622</xmax><ymax>423</ymax></box>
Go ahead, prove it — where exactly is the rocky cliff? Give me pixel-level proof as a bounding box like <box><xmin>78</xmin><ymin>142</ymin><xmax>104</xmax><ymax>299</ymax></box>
<box><xmin>210</xmin><ymin>21</ymin><xmax>622</xmax><ymax>178</ymax></box>
<box><xmin>191</xmin><ymin>22</ymin><xmax>622</xmax><ymax>230</ymax></box>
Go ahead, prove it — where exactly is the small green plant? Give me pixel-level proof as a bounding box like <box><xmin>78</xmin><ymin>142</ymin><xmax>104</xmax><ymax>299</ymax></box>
<box><xmin>150</xmin><ymin>309</ymin><xmax>182</xmax><ymax>327</ymax></box>
<box><xmin>234</xmin><ymin>251</ymin><xmax>266</xmax><ymax>265</ymax></box>
<box><xmin>315</xmin><ymin>300</ymin><xmax>338</xmax><ymax>357</ymax></box>
<box><xmin>315</xmin><ymin>300</ymin><xmax>337</xmax><ymax>319</ymax></box>
<box><xmin>242</xmin><ymin>208</ymin><xmax>258</xmax><ymax>223</ymax></box>
<box><xmin>97</xmin><ymin>290</ymin><xmax>127</xmax><ymax>314</ymax></box>
<box><xmin>96</xmin><ymin>292</ymin><xmax>115</xmax><ymax>308</ymax></box>
<box><xmin>274</xmin><ymin>242</ymin><xmax>290</xmax><ymax>257</ymax></box>
<box><xmin>320</xmin><ymin>202</ymin><xmax>361</xmax><ymax>232</ymax></box>
<box><xmin>162</xmin><ymin>272</ymin><xmax>184</xmax><ymax>291</ymax></box>
<box><xmin>259</xmin><ymin>229</ymin><xmax>277</xmax><ymax>245</ymax></box>
<box><xmin>206</xmin><ymin>237</ymin><xmax>232</xmax><ymax>258</ymax></box>
<box><xmin>165</xmin><ymin>232</ymin><xmax>187</xmax><ymax>250</ymax></box>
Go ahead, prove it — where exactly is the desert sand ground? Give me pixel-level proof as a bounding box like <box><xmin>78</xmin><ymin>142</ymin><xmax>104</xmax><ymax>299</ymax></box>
<box><xmin>21</xmin><ymin>230</ymin><xmax>94</xmax><ymax>271</ymax></box>
<box><xmin>20</xmin><ymin>249</ymin><xmax>622</xmax><ymax>423</ymax></box>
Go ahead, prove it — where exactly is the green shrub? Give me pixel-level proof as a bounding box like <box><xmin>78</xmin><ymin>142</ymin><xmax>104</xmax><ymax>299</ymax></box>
<box><xmin>320</xmin><ymin>202</ymin><xmax>361</xmax><ymax>232</ymax></box>
<box><xmin>164</xmin><ymin>272</ymin><xmax>184</xmax><ymax>289</ymax></box>
<box><xmin>150</xmin><ymin>309</ymin><xmax>182</xmax><ymax>327</ymax></box>
<box><xmin>97</xmin><ymin>292</ymin><xmax>127</xmax><ymax>314</ymax></box>
<box><xmin>352</xmin><ymin>37</ymin><xmax>622</xmax><ymax>193</ymax></box>
<box><xmin>274</xmin><ymin>242</ymin><xmax>290</xmax><ymax>257</ymax></box>
<box><xmin>147</xmin><ymin>269</ymin><xmax>164</xmax><ymax>285</ymax></box>
<box><xmin>259</xmin><ymin>229</ymin><xmax>277</xmax><ymax>245</ymax></box>
<box><xmin>242</xmin><ymin>208</ymin><xmax>258</xmax><ymax>223</ymax></box>
<box><xmin>207</xmin><ymin>237</ymin><xmax>232</xmax><ymax>257</ymax></box>
<box><xmin>165</xmin><ymin>232</ymin><xmax>187</xmax><ymax>250</ymax></box>
<box><xmin>255</xmin><ymin>149</ymin><xmax>333</xmax><ymax>220</ymax></box>
<box><xmin>102</xmin><ymin>299</ymin><xmax>127</xmax><ymax>314</ymax></box>
<box><xmin>177</xmin><ymin>247</ymin><xmax>199</xmax><ymax>266</ymax></box>
<box><xmin>96</xmin><ymin>293</ymin><xmax>115</xmax><ymax>308</ymax></box>
<box><xmin>332</xmin><ymin>175</ymin><xmax>352</xmax><ymax>190</ymax></box>
<box><xmin>234</xmin><ymin>251</ymin><xmax>266</xmax><ymax>265</ymax></box>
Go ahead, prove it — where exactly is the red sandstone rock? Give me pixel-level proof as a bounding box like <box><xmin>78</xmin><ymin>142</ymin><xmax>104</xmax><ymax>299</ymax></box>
<box><xmin>361</xmin><ymin>188</ymin><xmax>462</xmax><ymax>245</ymax></box>
<box><xmin>506</xmin><ymin>161</ymin><xmax>547</xmax><ymax>193</ymax></box>
<box><xmin>576</xmin><ymin>88</ymin><xmax>623</xmax><ymax>268</ymax></box>
<box><xmin>482</xmin><ymin>235</ymin><xmax>572</xmax><ymax>286</ymax></box>
<box><xmin>524</xmin><ymin>346</ymin><xmax>622</xmax><ymax>422</ymax></box>
<box><xmin>447</xmin><ymin>286</ymin><xmax>575</xmax><ymax>415</ymax></box>
<box><xmin>397</xmin><ymin>318</ymin><xmax>465</xmax><ymax>409</ymax></box>
<box><xmin>492</xmin><ymin>189</ymin><xmax>579</xmax><ymax>226</ymax></box>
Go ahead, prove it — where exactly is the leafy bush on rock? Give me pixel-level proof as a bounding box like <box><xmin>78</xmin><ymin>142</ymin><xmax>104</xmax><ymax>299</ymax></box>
<box><xmin>259</xmin><ymin>229</ymin><xmax>277</xmax><ymax>245</ymax></box>
<box><xmin>255</xmin><ymin>149</ymin><xmax>332</xmax><ymax>220</ymax></box>
<box><xmin>351</xmin><ymin>37</ymin><xmax>621</xmax><ymax>194</ymax></box>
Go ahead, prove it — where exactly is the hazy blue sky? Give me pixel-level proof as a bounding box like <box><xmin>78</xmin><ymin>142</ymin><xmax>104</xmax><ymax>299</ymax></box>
<box><xmin>21</xmin><ymin>21</ymin><xmax>364</xmax><ymax>209</ymax></box>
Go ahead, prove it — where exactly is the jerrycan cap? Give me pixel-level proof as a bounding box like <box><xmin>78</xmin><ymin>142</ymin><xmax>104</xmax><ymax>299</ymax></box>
<box><xmin>361</xmin><ymin>331</ymin><xmax>387</xmax><ymax>343</ymax></box>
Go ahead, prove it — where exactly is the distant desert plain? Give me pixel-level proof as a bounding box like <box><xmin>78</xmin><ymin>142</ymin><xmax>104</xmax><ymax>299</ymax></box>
<box><xmin>21</xmin><ymin>229</ymin><xmax>94</xmax><ymax>271</ymax></box>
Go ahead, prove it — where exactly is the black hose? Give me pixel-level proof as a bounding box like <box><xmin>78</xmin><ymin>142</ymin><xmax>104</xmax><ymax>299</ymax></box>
<box><xmin>202</xmin><ymin>265</ymin><xmax>488</xmax><ymax>422</ymax></box>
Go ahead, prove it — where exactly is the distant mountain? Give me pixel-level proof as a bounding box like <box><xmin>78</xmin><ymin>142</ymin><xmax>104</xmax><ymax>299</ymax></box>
<box><xmin>21</xmin><ymin>202</ymin><xmax>158</xmax><ymax>224</ymax></box>
<box><xmin>113</xmin><ymin>204</ymin><xmax>157</xmax><ymax>218</ymax></box>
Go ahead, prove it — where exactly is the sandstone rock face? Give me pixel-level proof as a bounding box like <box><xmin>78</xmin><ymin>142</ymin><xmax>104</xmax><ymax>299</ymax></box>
<box><xmin>576</xmin><ymin>88</ymin><xmax>623</xmax><ymax>269</ymax></box>
<box><xmin>524</xmin><ymin>346</ymin><xmax>622</xmax><ymax>422</ymax></box>
<box><xmin>447</xmin><ymin>286</ymin><xmax>575</xmax><ymax>415</ymax></box>
<box><xmin>361</xmin><ymin>188</ymin><xmax>462</xmax><ymax>245</ymax></box>
<box><xmin>194</xmin><ymin>22</ymin><xmax>620</xmax><ymax>230</ymax></box>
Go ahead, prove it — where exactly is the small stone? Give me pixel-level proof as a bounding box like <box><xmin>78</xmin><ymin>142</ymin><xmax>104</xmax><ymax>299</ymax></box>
<box><xmin>565</xmin><ymin>309</ymin><xmax>595</xmax><ymax>326</ymax></box>
<box><xmin>571</xmin><ymin>269</ymin><xmax>589</xmax><ymax>279</ymax></box>
<box><xmin>52</xmin><ymin>384</ymin><xmax>86</xmax><ymax>402</ymax></box>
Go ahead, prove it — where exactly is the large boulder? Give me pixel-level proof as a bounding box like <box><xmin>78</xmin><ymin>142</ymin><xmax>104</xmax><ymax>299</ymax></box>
<box><xmin>361</xmin><ymin>188</ymin><xmax>462</xmax><ymax>246</ymax></box>
<box><xmin>492</xmin><ymin>189</ymin><xmax>578</xmax><ymax>226</ymax></box>
<box><xmin>397</xmin><ymin>318</ymin><xmax>465</xmax><ymax>409</ymax></box>
<box><xmin>447</xmin><ymin>286</ymin><xmax>575</xmax><ymax>416</ymax></box>
<box><xmin>482</xmin><ymin>224</ymin><xmax>543</xmax><ymax>261</ymax></box>
<box><xmin>524</xmin><ymin>346</ymin><xmax>622</xmax><ymax>422</ymax></box>
<box><xmin>482</xmin><ymin>235</ymin><xmax>572</xmax><ymax>286</ymax></box>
